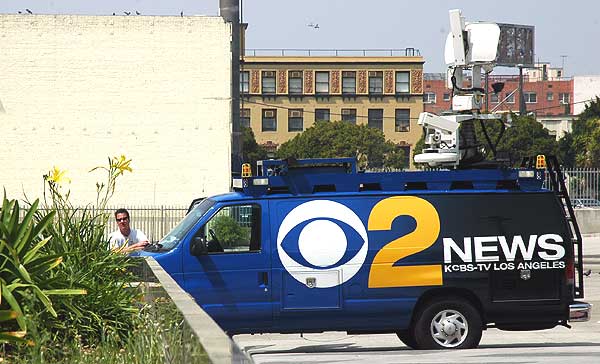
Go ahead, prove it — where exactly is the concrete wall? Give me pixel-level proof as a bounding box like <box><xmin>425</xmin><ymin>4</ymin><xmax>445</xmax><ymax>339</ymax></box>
<box><xmin>575</xmin><ymin>209</ymin><xmax>600</xmax><ymax>235</ymax></box>
<box><xmin>573</xmin><ymin>75</ymin><xmax>600</xmax><ymax>115</ymax></box>
<box><xmin>0</xmin><ymin>15</ymin><xmax>232</xmax><ymax>206</ymax></box>
<box><xmin>536</xmin><ymin>116</ymin><xmax>573</xmax><ymax>140</ymax></box>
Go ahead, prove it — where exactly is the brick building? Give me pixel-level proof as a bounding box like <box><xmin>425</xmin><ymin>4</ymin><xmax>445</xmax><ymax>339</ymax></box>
<box><xmin>423</xmin><ymin>72</ymin><xmax>574</xmax><ymax>139</ymax></box>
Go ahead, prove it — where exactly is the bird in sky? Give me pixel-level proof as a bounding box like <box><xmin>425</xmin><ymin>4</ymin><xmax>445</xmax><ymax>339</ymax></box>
<box><xmin>124</xmin><ymin>11</ymin><xmax>131</xmax><ymax>16</ymax></box>
<box><xmin>307</xmin><ymin>22</ymin><xmax>319</xmax><ymax>29</ymax></box>
<box><xmin>583</xmin><ymin>269</ymin><xmax>592</xmax><ymax>277</ymax></box>
<box><xmin>180</xmin><ymin>11</ymin><xmax>184</xmax><ymax>17</ymax></box>
<box><xmin>136</xmin><ymin>11</ymin><xmax>141</xmax><ymax>15</ymax></box>
<box><xmin>25</xmin><ymin>9</ymin><xmax>33</xmax><ymax>14</ymax></box>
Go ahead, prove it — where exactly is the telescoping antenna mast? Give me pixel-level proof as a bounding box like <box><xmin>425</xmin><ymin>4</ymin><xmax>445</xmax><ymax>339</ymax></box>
<box><xmin>414</xmin><ymin>9</ymin><xmax>511</xmax><ymax>169</ymax></box>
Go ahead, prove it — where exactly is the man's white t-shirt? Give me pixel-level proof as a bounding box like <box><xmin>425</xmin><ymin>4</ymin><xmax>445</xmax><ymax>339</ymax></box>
<box><xmin>109</xmin><ymin>229</ymin><xmax>148</xmax><ymax>250</ymax></box>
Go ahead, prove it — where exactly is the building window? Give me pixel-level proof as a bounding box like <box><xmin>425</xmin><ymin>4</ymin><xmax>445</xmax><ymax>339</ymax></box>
<box><xmin>559</xmin><ymin>93</ymin><xmax>570</xmax><ymax>104</ymax></box>
<box><xmin>368</xmin><ymin>109</ymin><xmax>384</xmax><ymax>131</ymax></box>
<box><xmin>315</xmin><ymin>108</ymin><xmax>330</xmax><ymax>122</ymax></box>
<box><xmin>505</xmin><ymin>93</ymin><xmax>515</xmax><ymax>103</ymax></box>
<box><xmin>369</xmin><ymin>71</ymin><xmax>383</xmax><ymax>94</ymax></box>
<box><xmin>261</xmin><ymin>71</ymin><xmax>276</xmax><ymax>94</ymax></box>
<box><xmin>288</xmin><ymin>71</ymin><xmax>303</xmax><ymax>95</ymax></box>
<box><xmin>241</xmin><ymin>108</ymin><xmax>251</xmax><ymax>128</ymax></box>
<box><xmin>547</xmin><ymin>92</ymin><xmax>554</xmax><ymax>101</ymax></box>
<box><xmin>423</xmin><ymin>92</ymin><xmax>436</xmax><ymax>104</ymax></box>
<box><xmin>341</xmin><ymin>108</ymin><xmax>357</xmax><ymax>124</ymax></box>
<box><xmin>443</xmin><ymin>93</ymin><xmax>451</xmax><ymax>101</ymax></box>
<box><xmin>240</xmin><ymin>71</ymin><xmax>249</xmax><ymax>94</ymax></box>
<box><xmin>315</xmin><ymin>71</ymin><xmax>330</xmax><ymax>94</ymax></box>
<box><xmin>490</xmin><ymin>93</ymin><xmax>499</xmax><ymax>103</ymax></box>
<box><xmin>524</xmin><ymin>92</ymin><xmax>537</xmax><ymax>104</ymax></box>
<box><xmin>288</xmin><ymin>109</ymin><xmax>303</xmax><ymax>132</ymax></box>
<box><xmin>342</xmin><ymin>71</ymin><xmax>356</xmax><ymax>94</ymax></box>
<box><xmin>261</xmin><ymin>109</ymin><xmax>277</xmax><ymax>131</ymax></box>
<box><xmin>395</xmin><ymin>109</ymin><xmax>410</xmax><ymax>132</ymax></box>
<box><xmin>395</xmin><ymin>71</ymin><xmax>410</xmax><ymax>93</ymax></box>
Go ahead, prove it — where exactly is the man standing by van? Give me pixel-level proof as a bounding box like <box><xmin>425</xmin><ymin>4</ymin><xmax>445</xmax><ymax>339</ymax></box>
<box><xmin>109</xmin><ymin>208</ymin><xmax>149</xmax><ymax>253</ymax></box>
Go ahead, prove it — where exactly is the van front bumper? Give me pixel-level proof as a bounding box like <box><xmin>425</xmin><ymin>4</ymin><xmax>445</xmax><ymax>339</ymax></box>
<box><xmin>569</xmin><ymin>302</ymin><xmax>592</xmax><ymax>322</ymax></box>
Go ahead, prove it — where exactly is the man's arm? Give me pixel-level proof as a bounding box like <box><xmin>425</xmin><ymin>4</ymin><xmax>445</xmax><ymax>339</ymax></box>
<box><xmin>124</xmin><ymin>229</ymin><xmax>149</xmax><ymax>252</ymax></box>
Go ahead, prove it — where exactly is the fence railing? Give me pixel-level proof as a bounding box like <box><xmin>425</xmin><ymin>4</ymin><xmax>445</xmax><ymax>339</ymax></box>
<box><xmin>20</xmin><ymin>206</ymin><xmax>188</xmax><ymax>243</ymax></box>
<box><xmin>108</xmin><ymin>206</ymin><xmax>188</xmax><ymax>242</ymax></box>
<box><xmin>546</xmin><ymin>168</ymin><xmax>600</xmax><ymax>200</ymax></box>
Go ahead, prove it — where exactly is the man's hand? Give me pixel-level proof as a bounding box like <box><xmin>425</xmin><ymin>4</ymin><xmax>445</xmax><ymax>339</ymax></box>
<box><xmin>121</xmin><ymin>240</ymin><xmax>149</xmax><ymax>253</ymax></box>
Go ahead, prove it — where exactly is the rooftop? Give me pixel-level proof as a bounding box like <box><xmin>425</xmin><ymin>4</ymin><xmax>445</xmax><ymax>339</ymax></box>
<box><xmin>245</xmin><ymin>48</ymin><xmax>421</xmax><ymax>57</ymax></box>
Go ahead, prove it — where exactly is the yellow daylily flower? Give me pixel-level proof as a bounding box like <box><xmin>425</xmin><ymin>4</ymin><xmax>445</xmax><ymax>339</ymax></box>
<box><xmin>47</xmin><ymin>166</ymin><xmax>71</xmax><ymax>185</ymax></box>
<box><xmin>111</xmin><ymin>155</ymin><xmax>133</xmax><ymax>175</ymax></box>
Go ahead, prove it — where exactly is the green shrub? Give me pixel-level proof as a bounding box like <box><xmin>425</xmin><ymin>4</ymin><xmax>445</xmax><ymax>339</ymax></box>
<box><xmin>8</xmin><ymin>156</ymin><xmax>142</xmax><ymax>360</ymax></box>
<box><xmin>9</xmin><ymin>298</ymin><xmax>209</xmax><ymax>364</ymax></box>
<box><xmin>0</xmin><ymin>196</ymin><xmax>85</xmax><ymax>346</ymax></box>
<box><xmin>212</xmin><ymin>215</ymin><xmax>248</xmax><ymax>247</ymax></box>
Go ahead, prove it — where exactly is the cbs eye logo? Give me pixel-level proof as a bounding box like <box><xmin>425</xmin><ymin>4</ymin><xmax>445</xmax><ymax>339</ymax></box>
<box><xmin>276</xmin><ymin>200</ymin><xmax>369</xmax><ymax>288</ymax></box>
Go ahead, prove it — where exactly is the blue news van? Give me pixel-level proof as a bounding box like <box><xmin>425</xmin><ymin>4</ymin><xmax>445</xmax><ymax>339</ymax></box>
<box><xmin>137</xmin><ymin>157</ymin><xmax>591</xmax><ymax>350</ymax></box>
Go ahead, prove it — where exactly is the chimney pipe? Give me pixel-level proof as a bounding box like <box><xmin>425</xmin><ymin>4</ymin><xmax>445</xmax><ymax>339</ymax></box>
<box><xmin>220</xmin><ymin>0</ymin><xmax>242</xmax><ymax>176</ymax></box>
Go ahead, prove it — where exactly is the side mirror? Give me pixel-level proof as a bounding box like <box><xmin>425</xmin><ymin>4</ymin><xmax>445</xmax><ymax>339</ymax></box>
<box><xmin>190</xmin><ymin>236</ymin><xmax>208</xmax><ymax>256</ymax></box>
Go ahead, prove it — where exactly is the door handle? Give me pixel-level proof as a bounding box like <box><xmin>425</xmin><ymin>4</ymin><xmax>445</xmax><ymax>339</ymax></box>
<box><xmin>259</xmin><ymin>272</ymin><xmax>269</xmax><ymax>292</ymax></box>
<box><xmin>259</xmin><ymin>271</ymin><xmax>269</xmax><ymax>286</ymax></box>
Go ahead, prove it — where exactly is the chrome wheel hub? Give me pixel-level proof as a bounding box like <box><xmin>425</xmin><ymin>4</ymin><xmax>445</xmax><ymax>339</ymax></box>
<box><xmin>430</xmin><ymin>309</ymin><xmax>468</xmax><ymax>348</ymax></box>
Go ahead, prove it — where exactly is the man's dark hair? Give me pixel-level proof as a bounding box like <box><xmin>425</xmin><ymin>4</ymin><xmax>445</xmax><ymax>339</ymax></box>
<box><xmin>114</xmin><ymin>208</ymin><xmax>130</xmax><ymax>219</ymax></box>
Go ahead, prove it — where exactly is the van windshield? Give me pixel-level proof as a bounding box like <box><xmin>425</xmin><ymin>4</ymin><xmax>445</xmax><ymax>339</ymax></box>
<box><xmin>157</xmin><ymin>198</ymin><xmax>215</xmax><ymax>251</ymax></box>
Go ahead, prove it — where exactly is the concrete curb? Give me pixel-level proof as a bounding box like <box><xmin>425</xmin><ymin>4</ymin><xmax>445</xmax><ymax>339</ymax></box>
<box><xmin>144</xmin><ymin>258</ymin><xmax>254</xmax><ymax>364</ymax></box>
<box><xmin>582</xmin><ymin>233</ymin><xmax>600</xmax><ymax>238</ymax></box>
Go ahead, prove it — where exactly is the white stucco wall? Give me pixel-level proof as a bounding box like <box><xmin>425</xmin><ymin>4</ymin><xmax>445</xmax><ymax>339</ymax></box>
<box><xmin>0</xmin><ymin>15</ymin><xmax>232</xmax><ymax>206</ymax></box>
<box><xmin>537</xmin><ymin>116</ymin><xmax>573</xmax><ymax>140</ymax></box>
<box><xmin>573</xmin><ymin>75</ymin><xmax>600</xmax><ymax>115</ymax></box>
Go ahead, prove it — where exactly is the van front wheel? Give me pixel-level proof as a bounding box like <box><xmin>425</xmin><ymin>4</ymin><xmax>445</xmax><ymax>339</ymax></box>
<box><xmin>414</xmin><ymin>298</ymin><xmax>482</xmax><ymax>350</ymax></box>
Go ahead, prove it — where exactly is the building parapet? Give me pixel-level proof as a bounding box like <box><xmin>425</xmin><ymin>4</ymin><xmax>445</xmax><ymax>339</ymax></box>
<box><xmin>245</xmin><ymin>48</ymin><xmax>421</xmax><ymax>57</ymax></box>
<box><xmin>424</xmin><ymin>73</ymin><xmax>446</xmax><ymax>80</ymax></box>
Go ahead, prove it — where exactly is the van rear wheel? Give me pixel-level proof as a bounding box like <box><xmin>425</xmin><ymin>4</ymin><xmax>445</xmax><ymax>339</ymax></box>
<box><xmin>413</xmin><ymin>297</ymin><xmax>482</xmax><ymax>350</ymax></box>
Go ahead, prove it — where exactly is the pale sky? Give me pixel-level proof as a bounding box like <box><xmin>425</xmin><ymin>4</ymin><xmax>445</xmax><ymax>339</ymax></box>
<box><xmin>1</xmin><ymin>0</ymin><xmax>598</xmax><ymax>75</ymax></box>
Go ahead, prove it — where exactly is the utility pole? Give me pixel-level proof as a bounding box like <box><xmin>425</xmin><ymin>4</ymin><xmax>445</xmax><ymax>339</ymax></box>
<box><xmin>485</xmin><ymin>73</ymin><xmax>489</xmax><ymax>112</ymax></box>
<box><xmin>518</xmin><ymin>66</ymin><xmax>526</xmax><ymax>115</ymax></box>
<box><xmin>220</xmin><ymin>0</ymin><xmax>242</xmax><ymax>176</ymax></box>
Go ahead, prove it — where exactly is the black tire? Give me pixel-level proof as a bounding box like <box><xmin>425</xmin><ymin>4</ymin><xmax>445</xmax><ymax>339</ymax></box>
<box><xmin>396</xmin><ymin>330</ymin><xmax>418</xmax><ymax>349</ymax></box>
<box><xmin>413</xmin><ymin>297</ymin><xmax>482</xmax><ymax>350</ymax></box>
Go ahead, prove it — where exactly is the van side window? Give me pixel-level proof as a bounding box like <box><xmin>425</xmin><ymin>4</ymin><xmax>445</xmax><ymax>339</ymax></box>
<box><xmin>201</xmin><ymin>204</ymin><xmax>261</xmax><ymax>254</ymax></box>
